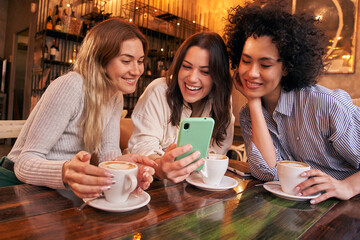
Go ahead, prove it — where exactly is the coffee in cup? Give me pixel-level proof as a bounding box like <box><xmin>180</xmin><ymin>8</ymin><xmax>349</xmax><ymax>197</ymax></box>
<box><xmin>100</xmin><ymin>161</ymin><xmax>136</xmax><ymax>170</ymax></box>
<box><xmin>200</xmin><ymin>154</ymin><xmax>229</xmax><ymax>186</ymax></box>
<box><xmin>99</xmin><ymin>161</ymin><xmax>138</xmax><ymax>203</ymax></box>
<box><xmin>277</xmin><ymin>161</ymin><xmax>310</xmax><ymax>195</ymax></box>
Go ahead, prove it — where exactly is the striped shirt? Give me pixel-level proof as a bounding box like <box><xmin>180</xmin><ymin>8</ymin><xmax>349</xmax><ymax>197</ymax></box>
<box><xmin>240</xmin><ymin>85</ymin><xmax>360</xmax><ymax>181</ymax></box>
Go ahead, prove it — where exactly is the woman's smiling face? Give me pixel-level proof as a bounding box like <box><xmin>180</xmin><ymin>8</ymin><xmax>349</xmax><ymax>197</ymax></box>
<box><xmin>238</xmin><ymin>35</ymin><xmax>286</xmax><ymax>103</ymax></box>
<box><xmin>105</xmin><ymin>38</ymin><xmax>145</xmax><ymax>95</ymax></box>
<box><xmin>177</xmin><ymin>46</ymin><xmax>213</xmax><ymax>104</ymax></box>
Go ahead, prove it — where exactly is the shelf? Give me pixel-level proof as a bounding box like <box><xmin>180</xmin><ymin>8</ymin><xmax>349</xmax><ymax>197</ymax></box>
<box><xmin>81</xmin><ymin>12</ymin><xmax>112</xmax><ymax>22</ymax></box>
<box><xmin>44</xmin><ymin>59</ymin><xmax>72</xmax><ymax>67</ymax></box>
<box><xmin>37</xmin><ymin>29</ymin><xmax>84</xmax><ymax>42</ymax></box>
<box><xmin>138</xmin><ymin>26</ymin><xmax>181</xmax><ymax>41</ymax></box>
<box><xmin>122</xmin><ymin>1</ymin><xmax>208</xmax><ymax>33</ymax></box>
<box><xmin>156</xmin><ymin>13</ymin><xmax>180</xmax><ymax>21</ymax></box>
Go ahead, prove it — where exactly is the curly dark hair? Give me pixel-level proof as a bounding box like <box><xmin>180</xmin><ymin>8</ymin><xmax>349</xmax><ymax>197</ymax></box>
<box><xmin>166</xmin><ymin>32</ymin><xmax>232</xmax><ymax>147</ymax></box>
<box><xmin>224</xmin><ymin>2</ymin><xmax>327</xmax><ymax>91</ymax></box>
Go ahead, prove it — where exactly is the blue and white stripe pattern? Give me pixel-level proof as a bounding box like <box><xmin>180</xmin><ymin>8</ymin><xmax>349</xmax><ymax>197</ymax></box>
<box><xmin>240</xmin><ymin>85</ymin><xmax>360</xmax><ymax>181</ymax></box>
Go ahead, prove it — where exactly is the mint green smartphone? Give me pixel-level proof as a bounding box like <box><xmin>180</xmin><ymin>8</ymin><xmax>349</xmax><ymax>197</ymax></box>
<box><xmin>175</xmin><ymin>117</ymin><xmax>215</xmax><ymax>171</ymax></box>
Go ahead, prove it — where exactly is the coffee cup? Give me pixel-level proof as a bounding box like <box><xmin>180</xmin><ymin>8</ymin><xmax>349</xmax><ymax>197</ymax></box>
<box><xmin>200</xmin><ymin>154</ymin><xmax>229</xmax><ymax>186</ymax></box>
<box><xmin>277</xmin><ymin>161</ymin><xmax>310</xmax><ymax>195</ymax></box>
<box><xmin>99</xmin><ymin>161</ymin><xmax>138</xmax><ymax>203</ymax></box>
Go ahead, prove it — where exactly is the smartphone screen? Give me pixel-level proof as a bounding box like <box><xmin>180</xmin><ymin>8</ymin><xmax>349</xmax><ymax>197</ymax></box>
<box><xmin>175</xmin><ymin>117</ymin><xmax>214</xmax><ymax>170</ymax></box>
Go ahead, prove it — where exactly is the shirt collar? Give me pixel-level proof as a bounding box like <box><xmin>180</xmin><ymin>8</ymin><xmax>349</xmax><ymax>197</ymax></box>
<box><xmin>275</xmin><ymin>89</ymin><xmax>294</xmax><ymax>116</ymax></box>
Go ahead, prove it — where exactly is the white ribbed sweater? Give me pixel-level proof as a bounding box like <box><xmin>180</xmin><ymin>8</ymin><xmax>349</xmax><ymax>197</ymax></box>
<box><xmin>8</xmin><ymin>72</ymin><xmax>123</xmax><ymax>189</ymax></box>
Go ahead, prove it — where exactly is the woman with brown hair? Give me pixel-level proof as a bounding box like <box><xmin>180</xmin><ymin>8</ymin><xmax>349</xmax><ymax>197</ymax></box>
<box><xmin>129</xmin><ymin>32</ymin><xmax>234</xmax><ymax>183</ymax></box>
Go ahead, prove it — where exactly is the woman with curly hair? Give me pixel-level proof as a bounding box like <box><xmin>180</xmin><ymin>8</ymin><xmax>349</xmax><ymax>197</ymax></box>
<box><xmin>129</xmin><ymin>32</ymin><xmax>234</xmax><ymax>183</ymax></box>
<box><xmin>224</xmin><ymin>2</ymin><xmax>360</xmax><ymax>204</ymax></box>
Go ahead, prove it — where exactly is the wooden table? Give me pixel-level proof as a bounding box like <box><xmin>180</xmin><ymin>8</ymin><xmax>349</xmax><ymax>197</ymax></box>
<box><xmin>0</xmin><ymin>170</ymin><xmax>359</xmax><ymax>239</ymax></box>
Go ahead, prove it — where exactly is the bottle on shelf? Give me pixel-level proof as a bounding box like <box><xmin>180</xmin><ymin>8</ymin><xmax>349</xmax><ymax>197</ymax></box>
<box><xmin>55</xmin><ymin>40</ymin><xmax>60</xmax><ymax>61</ymax></box>
<box><xmin>70</xmin><ymin>10</ymin><xmax>76</xmax><ymax>18</ymax></box>
<box><xmin>157</xmin><ymin>59</ymin><xmax>164</xmax><ymax>76</ymax></box>
<box><xmin>46</xmin><ymin>9</ymin><xmax>53</xmax><ymax>30</ymax></box>
<box><xmin>53</xmin><ymin>4</ymin><xmax>59</xmax><ymax>18</ymax></box>
<box><xmin>54</xmin><ymin>5</ymin><xmax>63</xmax><ymax>31</ymax></box>
<box><xmin>50</xmin><ymin>38</ymin><xmax>56</xmax><ymax>60</ymax></box>
<box><xmin>71</xmin><ymin>44</ymin><xmax>77</xmax><ymax>64</ymax></box>
<box><xmin>44</xmin><ymin>44</ymin><xmax>49</xmax><ymax>60</ymax></box>
<box><xmin>146</xmin><ymin>63</ymin><xmax>152</xmax><ymax>76</ymax></box>
<box><xmin>160</xmin><ymin>64</ymin><xmax>167</xmax><ymax>77</ymax></box>
<box><xmin>62</xmin><ymin>8</ymin><xmax>68</xmax><ymax>32</ymax></box>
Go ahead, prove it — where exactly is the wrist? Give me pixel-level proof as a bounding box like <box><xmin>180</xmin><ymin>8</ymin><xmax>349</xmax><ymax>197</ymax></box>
<box><xmin>153</xmin><ymin>158</ymin><xmax>165</xmax><ymax>180</ymax></box>
<box><xmin>248</xmin><ymin>98</ymin><xmax>262</xmax><ymax>108</ymax></box>
<box><xmin>148</xmin><ymin>154</ymin><xmax>166</xmax><ymax>180</ymax></box>
<box><xmin>343</xmin><ymin>177</ymin><xmax>359</xmax><ymax>199</ymax></box>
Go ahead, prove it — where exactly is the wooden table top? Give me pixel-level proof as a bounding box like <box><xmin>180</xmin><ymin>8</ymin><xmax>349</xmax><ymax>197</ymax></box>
<box><xmin>0</xmin><ymin>166</ymin><xmax>359</xmax><ymax>239</ymax></box>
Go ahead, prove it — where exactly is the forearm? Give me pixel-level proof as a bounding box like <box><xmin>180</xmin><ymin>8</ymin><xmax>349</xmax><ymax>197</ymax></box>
<box><xmin>15</xmin><ymin>156</ymin><xmax>67</xmax><ymax>189</ymax></box>
<box><xmin>248</xmin><ymin>100</ymin><xmax>277</xmax><ymax>168</ymax></box>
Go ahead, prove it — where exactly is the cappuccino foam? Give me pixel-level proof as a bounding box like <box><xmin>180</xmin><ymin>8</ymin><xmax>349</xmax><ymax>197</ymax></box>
<box><xmin>207</xmin><ymin>154</ymin><xmax>227</xmax><ymax>160</ymax></box>
<box><xmin>281</xmin><ymin>162</ymin><xmax>308</xmax><ymax>168</ymax></box>
<box><xmin>101</xmin><ymin>161</ymin><xmax>136</xmax><ymax>170</ymax></box>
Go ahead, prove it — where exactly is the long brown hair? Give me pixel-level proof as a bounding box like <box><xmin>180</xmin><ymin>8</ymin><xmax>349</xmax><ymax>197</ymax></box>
<box><xmin>73</xmin><ymin>18</ymin><xmax>148</xmax><ymax>154</ymax></box>
<box><xmin>166</xmin><ymin>32</ymin><xmax>232</xmax><ymax>147</ymax></box>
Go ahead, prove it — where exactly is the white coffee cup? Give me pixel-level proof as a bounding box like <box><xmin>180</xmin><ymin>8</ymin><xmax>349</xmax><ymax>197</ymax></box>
<box><xmin>277</xmin><ymin>160</ymin><xmax>310</xmax><ymax>195</ymax></box>
<box><xmin>200</xmin><ymin>154</ymin><xmax>229</xmax><ymax>186</ymax></box>
<box><xmin>99</xmin><ymin>161</ymin><xmax>138</xmax><ymax>203</ymax></box>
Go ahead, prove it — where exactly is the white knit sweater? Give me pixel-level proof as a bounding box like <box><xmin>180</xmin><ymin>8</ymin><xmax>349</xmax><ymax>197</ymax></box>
<box><xmin>8</xmin><ymin>72</ymin><xmax>123</xmax><ymax>189</ymax></box>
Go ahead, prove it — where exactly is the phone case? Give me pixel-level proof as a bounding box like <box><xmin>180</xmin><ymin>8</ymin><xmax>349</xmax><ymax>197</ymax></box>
<box><xmin>175</xmin><ymin>117</ymin><xmax>215</xmax><ymax>170</ymax></box>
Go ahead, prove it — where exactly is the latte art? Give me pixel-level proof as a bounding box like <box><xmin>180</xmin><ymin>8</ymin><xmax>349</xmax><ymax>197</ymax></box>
<box><xmin>280</xmin><ymin>161</ymin><xmax>308</xmax><ymax>168</ymax></box>
<box><xmin>100</xmin><ymin>161</ymin><xmax>136</xmax><ymax>170</ymax></box>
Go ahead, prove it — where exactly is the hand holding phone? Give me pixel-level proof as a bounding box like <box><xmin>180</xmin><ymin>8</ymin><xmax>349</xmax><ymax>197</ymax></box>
<box><xmin>176</xmin><ymin>117</ymin><xmax>214</xmax><ymax>170</ymax></box>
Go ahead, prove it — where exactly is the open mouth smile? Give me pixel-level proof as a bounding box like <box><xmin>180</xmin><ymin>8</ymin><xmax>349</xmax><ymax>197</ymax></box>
<box><xmin>185</xmin><ymin>83</ymin><xmax>202</xmax><ymax>91</ymax></box>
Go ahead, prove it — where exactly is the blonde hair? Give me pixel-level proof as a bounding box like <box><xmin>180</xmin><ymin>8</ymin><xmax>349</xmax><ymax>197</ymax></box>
<box><xmin>73</xmin><ymin>18</ymin><xmax>148</xmax><ymax>154</ymax></box>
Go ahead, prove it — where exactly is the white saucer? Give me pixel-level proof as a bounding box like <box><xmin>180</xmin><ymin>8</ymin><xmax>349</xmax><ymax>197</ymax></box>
<box><xmin>263</xmin><ymin>181</ymin><xmax>321</xmax><ymax>201</ymax></box>
<box><xmin>83</xmin><ymin>192</ymin><xmax>151</xmax><ymax>212</ymax></box>
<box><xmin>186</xmin><ymin>173</ymin><xmax>238</xmax><ymax>191</ymax></box>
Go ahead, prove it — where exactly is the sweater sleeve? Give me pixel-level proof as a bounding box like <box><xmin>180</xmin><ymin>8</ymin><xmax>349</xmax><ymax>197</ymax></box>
<box><xmin>13</xmin><ymin>73</ymin><xmax>83</xmax><ymax>189</ymax></box>
<box><xmin>128</xmin><ymin>79</ymin><xmax>170</xmax><ymax>156</ymax></box>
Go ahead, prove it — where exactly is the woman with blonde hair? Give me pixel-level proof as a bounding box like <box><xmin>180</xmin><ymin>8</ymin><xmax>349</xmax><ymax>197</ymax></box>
<box><xmin>1</xmin><ymin>18</ymin><xmax>155</xmax><ymax>199</ymax></box>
